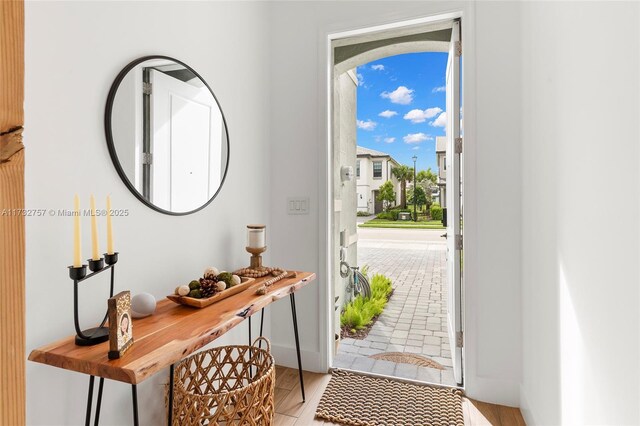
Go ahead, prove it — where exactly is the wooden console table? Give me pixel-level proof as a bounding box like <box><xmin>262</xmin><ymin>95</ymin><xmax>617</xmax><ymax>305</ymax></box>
<box><xmin>29</xmin><ymin>271</ymin><xmax>316</xmax><ymax>426</ymax></box>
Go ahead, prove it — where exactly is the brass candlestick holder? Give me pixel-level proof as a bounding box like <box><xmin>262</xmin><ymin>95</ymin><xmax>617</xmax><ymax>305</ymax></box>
<box><xmin>246</xmin><ymin>224</ymin><xmax>267</xmax><ymax>270</ymax></box>
<box><xmin>246</xmin><ymin>246</ymin><xmax>267</xmax><ymax>270</ymax></box>
<box><xmin>236</xmin><ymin>224</ymin><xmax>283</xmax><ymax>278</ymax></box>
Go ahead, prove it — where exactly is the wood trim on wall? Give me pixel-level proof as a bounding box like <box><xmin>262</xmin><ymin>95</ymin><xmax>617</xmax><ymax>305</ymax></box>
<box><xmin>0</xmin><ymin>1</ymin><xmax>26</xmax><ymax>425</ymax></box>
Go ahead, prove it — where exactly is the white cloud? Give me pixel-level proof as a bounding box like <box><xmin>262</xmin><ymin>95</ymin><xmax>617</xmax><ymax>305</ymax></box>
<box><xmin>357</xmin><ymin>119</ymin><xmax>377</xmax><ymax>131</ymax></box>
<box><xmin>380</xmin><ymin>86</ymin><xmax>414</xmax><ymax>105</ymax></box>
<box><xmin>384</xmin><ymin>137</ymin><xmax>395</xmax><ymax>143</ymax></box>
<box><xmin>357</xmin><ymin>73</ymin><xmax>365</xmax><ymax>87</ymax></box>
<box><xmin>424</xmin><ymin>107</ymin><xmax>442</xmax><ymax>118</ymax></box>
<box><xmin>403</xmin><ymin>133</ymin><xmax>431</xmax><ymax>144</ymax></box>
<box><xmin>432</xmin><ymin>86</ymin><xmax>446</xmax><ymax>93</ymax></box>
<box><xmin>412</xmin><ymin>146</ymin><xmax>420</xmax><ymax>150</ymax></box>
<box><xmin>371</xmin><ymin>64</ymin><xmax>385</xmax><ymax>71</ymax></box>
<box><xmin>430</xmin><ymin>112</ymin><xmax>447</xmax><ymax>128</ymax></box>
<box><xmin>403</xmin><ymin>107</ymin><xmax>443</xmax><ymax>124</ymax></box>
<box><xmin>378</xmin><ymin>110</ymin><xmax>398</xmax><ymax>118</ymax></box>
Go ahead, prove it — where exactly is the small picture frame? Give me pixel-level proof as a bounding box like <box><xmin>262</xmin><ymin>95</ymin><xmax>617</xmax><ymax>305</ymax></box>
<box><xmin>108</xmin><ymin>291</ymin><xmax>134</xmax><ymax>359</ymax></box>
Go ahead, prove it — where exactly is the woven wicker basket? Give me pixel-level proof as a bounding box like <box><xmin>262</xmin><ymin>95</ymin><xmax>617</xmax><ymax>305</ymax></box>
<box><xmin>172</xmin><ymin>337</ymin><xmax>275</xmax><ymax>425</ymax></box>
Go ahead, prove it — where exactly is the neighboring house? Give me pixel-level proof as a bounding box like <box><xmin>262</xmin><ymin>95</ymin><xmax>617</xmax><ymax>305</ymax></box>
<box><xmin>356</xmin><ymin>146</ymin><xmax>402</xmax><ymax>214</ymax></box>
<box><xmin>436</xmin><ymin>136</ymin><xmax>446</xmax><ymax>207</ymax></box>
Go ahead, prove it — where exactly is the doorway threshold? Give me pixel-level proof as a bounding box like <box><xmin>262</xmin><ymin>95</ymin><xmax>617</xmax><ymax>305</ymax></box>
<box><xmin>329</xmin><ymin>366</ymin><xmax>461</xmax><ymax>391</ymax></box>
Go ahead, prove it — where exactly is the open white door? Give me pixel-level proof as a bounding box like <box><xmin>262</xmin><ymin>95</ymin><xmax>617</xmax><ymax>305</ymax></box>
<box><xmin>445</xmin><ymin>20</ymin><xmax>463</xmax><ymax>385</ymax></box>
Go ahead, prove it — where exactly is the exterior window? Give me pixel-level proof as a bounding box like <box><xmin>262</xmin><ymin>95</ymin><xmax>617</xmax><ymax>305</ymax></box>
<box><xmin>356</xmin><ymin>160</ymin><xmax>360</xmax><ymax>178</ymax></box>
<box><xmin>373</xmin><ymin>161</ymin><xmax>382</xmax><ymax>178</ymax></box>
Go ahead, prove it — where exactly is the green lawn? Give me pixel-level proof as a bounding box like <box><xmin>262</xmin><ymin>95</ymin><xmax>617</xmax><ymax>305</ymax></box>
<box><xmin>359</xmin><ymin>219</ymin><xmax>445</xmax><ymax>230</ymax></box>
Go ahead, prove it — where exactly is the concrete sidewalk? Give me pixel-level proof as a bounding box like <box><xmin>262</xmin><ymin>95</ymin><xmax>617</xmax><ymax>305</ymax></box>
<box><xmin>357</xmin><ymin>226</ymin><xmax>447</xmax><ymax>243</ymax></box>
<box><xmin>334</xmin><ymin>233</ymin><xmax>455</xmax><ymax>386</ymax></box>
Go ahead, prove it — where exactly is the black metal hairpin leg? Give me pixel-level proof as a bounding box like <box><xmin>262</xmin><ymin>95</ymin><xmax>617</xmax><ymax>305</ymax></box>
<box><xmin>131</xmin><ymin>385</ymin><xmax>139</xmax><ymax>426</ymax></box>
<box><xmin>85</xmin><ymin>376</ymin><xmax>95</xmax><ymax>426</ymax></box>
<box><xmin>168</xmin><ymin>364</ymin><xmax>174</xmax><ymax>426</ymax></box>
<box><xmin>84</xmin><ymin>376</ymin><xmax>134</xmax><ymax>426</ymax></box>
<box><xmin>248</xmin><ymin>316</ymin><xmax>253</xmax><ymax>377</ymax></box>
<box><xmin>290</xmin><ymin>293</ymin><xmax>305</xmax><ymax>402</ymax></box>
<box><xmin>259</xmin><ymin>308</ymin><xmax>264</xmax><ymax>347</ymax></box>
<box><xmin>94</xmin><ymin>378</ymin><xmax>104</xmax><ymax>426</ymax></box>
<box><xmin>248</xmin><ymin>309</ymin><xmax>266</xmax><ymax>376</ymax></box>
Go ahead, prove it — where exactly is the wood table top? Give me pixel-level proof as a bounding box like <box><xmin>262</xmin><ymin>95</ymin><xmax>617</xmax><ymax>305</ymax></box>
<box><xmin>28</xmin><ymin>271</ymin><xmax>316</xmax><ymax>384</ymax></box>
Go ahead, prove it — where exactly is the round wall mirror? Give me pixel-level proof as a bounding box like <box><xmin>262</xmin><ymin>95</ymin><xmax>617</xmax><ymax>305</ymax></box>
<box><xmin>105</xmin><ymin>56</ymin><xmax>229</xmax><ymax>215</ymax></box>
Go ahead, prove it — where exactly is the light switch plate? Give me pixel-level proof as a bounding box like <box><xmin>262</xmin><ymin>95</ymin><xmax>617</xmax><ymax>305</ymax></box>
<box><xmin>287</xmin><ymin>197</ymin><xmax>310</xmax><ymax>215</ymax></box>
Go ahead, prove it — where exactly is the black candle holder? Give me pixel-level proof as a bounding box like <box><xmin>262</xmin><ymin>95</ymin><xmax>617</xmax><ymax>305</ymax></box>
<box><xmin>104</xmin><ymin>252</ymin><xmax>118</xmax><ymax>266</ymax></box>
<box><xmin>88</xmin><ymin>258</ymin><xmax>104</xmax><ymax>272</ymax></box>
<box><xmin>68</xmin><ymin>265</ymin><xmax>87</xmax><ymax>280</ymax></box>
<box><xmin>69</xmin><ymin>254</ymin><xmax>118</xmax><ymax>346</ymax></box>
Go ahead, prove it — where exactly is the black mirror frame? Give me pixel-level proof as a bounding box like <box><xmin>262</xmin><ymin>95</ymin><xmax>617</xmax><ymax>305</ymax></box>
<box><xmin>104</xmin><ymin>55</ymin><xmax>230</xmax><ymax>216</ymax></box>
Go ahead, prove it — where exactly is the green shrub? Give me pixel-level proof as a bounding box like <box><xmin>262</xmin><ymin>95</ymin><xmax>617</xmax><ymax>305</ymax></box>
<box><xmin>376</xmin><ymin>212</ymin><xmax>395</xmax><ymax>220</ymax></box>
<box><xmin>340</xmin><ymin>298</ymin><xmax>369</xmax><ymax>330</ymax></box>
<box><xmin>370</xmin><ymin>274</ymin><xmax>393</xmax><ymax>300</ymax></box>
<box><xmin>357</xmin><ymin>211</ymin><xmax>371</xmax><ymax>216</ymax></box>
<box><xmin>340</xmin><ymin>273</ymin><xmax>393</xmax><ymax>330</ymax></box>
<box><xmin>430</xmin><ymin>203</ymin><xmax>443</xmax><ymax>221</ymax></box>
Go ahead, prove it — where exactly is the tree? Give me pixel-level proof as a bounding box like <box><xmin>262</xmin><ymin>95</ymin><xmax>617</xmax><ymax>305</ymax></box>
<box><xmin>416</xmin><ymin>168</ymin><xmax>437</xmax><ymax>209</ymax></box>
<box><xmin>407</xmin><ymin>185</ymin><xmax>427</xmax><ymax>212</ymax></box>
<box><xmin>392</xmin><ymin>165</ymin><xmax>414</xmax><ymax>208</ymax></box>
<box><xmin>416</xmin><ymin>168</ymin><xmax>437</xmax><ymax>185</ymax></box>
<box><xmin>377</xmin><ymin>180</ymin><xmax>396</xmax><ymax>211</ymax></box>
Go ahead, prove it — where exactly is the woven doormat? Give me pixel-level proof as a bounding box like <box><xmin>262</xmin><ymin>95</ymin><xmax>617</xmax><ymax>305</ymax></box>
<box><xmin>369</xmin><ymin>352</ymin><xmax>444</xmax><ymax>370</ymax></box>
<box><xmin>315</xmin><ymin>370</ymin><xmax>464</xmax><ymax>426</ymax></box>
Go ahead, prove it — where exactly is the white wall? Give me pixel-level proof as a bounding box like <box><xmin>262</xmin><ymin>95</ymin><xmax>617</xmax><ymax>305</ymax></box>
<box><xmin>520</xmin><ymin>2</ymin><xmax>640</xmax><ymax>424</ymax></box>
<box><xmin>268</xmin><ymin>1</ymin><xmax>524</xmax><ymax>406</ymax></box>
<box><xmin>25</xmin><ymin>2</ymin><xmax>270</xmax><ymax>425</ymax></box>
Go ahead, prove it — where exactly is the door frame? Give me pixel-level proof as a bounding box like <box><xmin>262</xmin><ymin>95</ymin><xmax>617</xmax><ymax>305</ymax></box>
<box><xmin>320</xmin><ymin>10</ymin><xmax>474</xmax><ymax>389</ymax></box>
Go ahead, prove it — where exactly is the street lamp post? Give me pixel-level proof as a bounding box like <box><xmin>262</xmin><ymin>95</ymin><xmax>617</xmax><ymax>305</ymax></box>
<box><xmin>412</xmin><ymin>155</ymin><xmax>417</xmax><ymax>222</ymax></box>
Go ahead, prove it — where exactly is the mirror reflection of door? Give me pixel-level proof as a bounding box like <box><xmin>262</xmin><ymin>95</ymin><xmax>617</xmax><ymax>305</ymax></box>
<box><xmin>145</xmin><ymin>68</ymin><xmax>224</xmax><ymax>212</ymax></box>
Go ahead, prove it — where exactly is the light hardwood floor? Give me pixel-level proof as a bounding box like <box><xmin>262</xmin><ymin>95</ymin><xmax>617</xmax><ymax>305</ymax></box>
<box><xmin>273</xmin><ymin>366</ymin><xmax>526</xmax><ymax>426</ymax></box>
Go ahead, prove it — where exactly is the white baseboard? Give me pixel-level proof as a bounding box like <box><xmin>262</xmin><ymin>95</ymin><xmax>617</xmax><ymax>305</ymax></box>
<box><xmin>271</xmin><ymin>344</ymin><xmax>325</xmax><ymax>373</ymax></box>
<box><xmin>519</xmin><ymin>384</ymin><xmax>537</xmax><ymax>425</ymax></box>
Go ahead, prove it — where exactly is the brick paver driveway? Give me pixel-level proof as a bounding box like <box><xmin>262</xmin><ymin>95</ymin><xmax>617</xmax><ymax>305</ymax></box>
<box><xmin>335</xmin><ymin>228</ymin><xmax>455</xmax><ymax>386</ymax></box>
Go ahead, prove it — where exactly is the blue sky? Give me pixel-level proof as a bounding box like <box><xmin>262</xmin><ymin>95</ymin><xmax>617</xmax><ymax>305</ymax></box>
<box><xmin>356</xmin><ymin>52</ymin><xmax>448</xmax><ymax>172</ymax></box>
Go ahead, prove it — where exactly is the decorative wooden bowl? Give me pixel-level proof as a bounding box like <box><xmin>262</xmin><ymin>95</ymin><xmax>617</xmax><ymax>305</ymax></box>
<box><xmin>167</xmin><ymin>277</ymin><xmax>256</xmax><ymax>308</ymax></box>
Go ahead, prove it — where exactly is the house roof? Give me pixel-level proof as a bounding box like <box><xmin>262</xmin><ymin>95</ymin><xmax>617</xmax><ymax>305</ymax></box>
<box><xmin>357</xmin><ymin>146</ymin><xmax>400</xmax><ymax>167</ymax></box>
<box><xmin>357</xmin><ymin>146</ymin><xmax>391</xmax><ymax>157</ymax></box>
<box><xmin>436</xmin><ymin>136</ymin><xmax>446</xmax><ymax>153</ymax></box>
